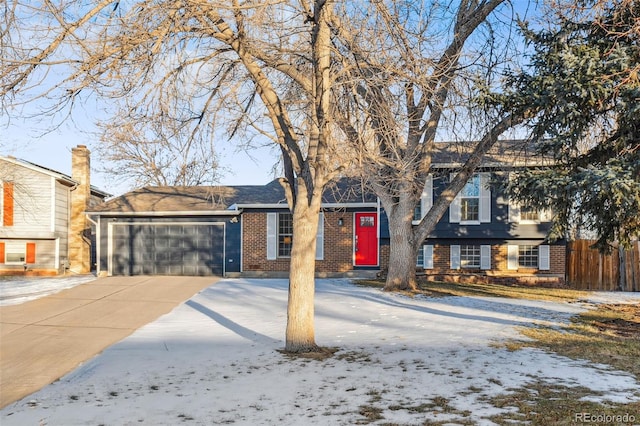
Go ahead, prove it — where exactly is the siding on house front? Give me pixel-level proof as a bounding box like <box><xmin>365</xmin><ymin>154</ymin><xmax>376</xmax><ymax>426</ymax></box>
<box><xmin>404</xmin><ymin>170</ymin><xmax>566</xmax><ymax>285</ymax></box>
<box><xmin>1</xmin><ymin>164</ymin><xmax>58</xmax><ymax>238</ymax></box>
<box><xmin>242</xmin><ymin>209</ymin><xmax>377</xmax><ymax>276</ymax></box>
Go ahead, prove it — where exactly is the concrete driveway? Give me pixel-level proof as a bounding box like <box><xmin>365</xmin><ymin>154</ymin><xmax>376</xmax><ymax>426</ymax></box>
<box><xmin>0</xmin><ymin>275</ymin><xmax>218</xmax><ymax>408</ymax></box>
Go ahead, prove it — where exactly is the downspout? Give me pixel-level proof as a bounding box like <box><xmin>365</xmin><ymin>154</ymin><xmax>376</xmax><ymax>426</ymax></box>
<box><xmin>377</xmin><ymin>197</ymin><xmax>381</xmax><ymax>266</ymax></box>
<box><xmin>86</xmin><ymin>213</ymin><xmax>99</xmax><ymax>275</ymax></box>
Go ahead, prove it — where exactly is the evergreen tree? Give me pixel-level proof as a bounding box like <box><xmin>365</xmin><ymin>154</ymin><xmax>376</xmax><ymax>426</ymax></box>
<box><xmin>501</xmin><ymin>1</ymin><xmax>639</xmax><ymax>252</ymax></box>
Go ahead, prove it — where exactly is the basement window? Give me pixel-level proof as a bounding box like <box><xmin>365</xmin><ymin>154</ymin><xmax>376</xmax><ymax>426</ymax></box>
<box><xmin>5</xmin><ymin>242</ymin><xmax>26</xmax><ymax>264</ymax></box>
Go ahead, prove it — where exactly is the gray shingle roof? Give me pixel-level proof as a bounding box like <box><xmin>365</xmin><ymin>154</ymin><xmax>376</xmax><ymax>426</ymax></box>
<box><xmin>90</xmin><ymin>140</ymin><xmax>548</xmax><ymax>214</ymax></box>
<box><xmin>431</xmin><ymin>139</ymin><xmax>553</xmax><ymax>167</ymax></box>
<box><xmin>89</xmin><ymin>177</ymin><xmax>376</xmax><ymax>213</ymax></box>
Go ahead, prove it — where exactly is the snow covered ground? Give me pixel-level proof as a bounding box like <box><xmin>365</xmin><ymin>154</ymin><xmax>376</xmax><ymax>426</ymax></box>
<box><xmin>2</xmin><ymin>278</ymin><xmax>639</xmax><ymax>425</ymax></box>
<box><xmin>0</xmin><ymin>274</ymin><xmax>97</xmax><ymax>306</ymax></box>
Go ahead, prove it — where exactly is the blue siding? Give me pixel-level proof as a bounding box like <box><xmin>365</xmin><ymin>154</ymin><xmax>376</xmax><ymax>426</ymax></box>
<box><xmin>426</xmin><ymin>172</ymin><xmax>551</xmax><ymax>240</ymax></box>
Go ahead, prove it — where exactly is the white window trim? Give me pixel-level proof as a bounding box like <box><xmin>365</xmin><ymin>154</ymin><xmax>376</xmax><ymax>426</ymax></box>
<box><xmin>266</xmin><ymin>213</ymin><xmax>277</xmax><ymax>260</ymax></box>
<box><xmin>450</xmin><ymin>173</ymin><xmax>491</xmax><ymax>225</ymax></box>
<box><xmin>507</xmin><ymin>245</ymin><xmax>519</xmax><ymax>270</ymax></box>
<box><xmin>423</xmin><ymin>245</ymin><xmax>434</xmax><ymax>269</ymax></box>
<box><xmin>480</xmin><ymin>245</ymin><xmax>491</xmax><ymax>270</ymax></box>
<box><xmin>507</xmin><ymin>244</ymin><xmax>550</xmax><ymax>270</ymax></box>
<box><xmin>4</xmin><ymin>241</ymin><xmax>26</xmax><ymax>265</ymax></box>
<box><xmin>266</xmin><ymin>212</ymin><xmax>324</xmax><ymax>260</ymax></box>
<box><xmin>539</xmin><ymin>245</ymin><xmax>550</xmax><ymax>270</ymax></box>
<box><xmin>460</xmin><ymin>244</ymin><xmax>481</xmax><ymax>269</ymax></box>
<box><xmin>509</xmin><ymin>203</ymin><xmax>549</xmax><ymax>225</ymax></box>
<box><xmin>450</xmin><ymin>245</ymin><xmax>460</xmax><ymax>270</ymax></box>
<box><xmin>507</xmin><ymin>173</ymin><xmax>552</xmax><ymax>224</ymax></box>
<box><xmin>413</xmin><ymin>175</ymin><xmax>433</xmax><ymax>224</ymax></box>
<box><xmin>315</xmin><ymin>212</ymin><xmax>324</xmax><ymax>260</ymax></box>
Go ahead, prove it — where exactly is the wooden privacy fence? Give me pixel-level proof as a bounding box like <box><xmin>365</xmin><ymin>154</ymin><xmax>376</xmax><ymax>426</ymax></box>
<box><xmin>567</xmin><ymin>240</ymin><xmax>639</xmax><ymax>291</ymax></box>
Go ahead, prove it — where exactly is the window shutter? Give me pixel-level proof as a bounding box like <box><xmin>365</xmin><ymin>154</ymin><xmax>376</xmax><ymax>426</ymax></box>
<box><xmin>266</xmin><ymin>213</ymin><xmax>277</xmax><ymax>260</ymax></box>
<box><xmin>315</xmin><ymin>212</ymin><xmax>324</xmax><ymax>260</ymax></box>
<box><xmin>26</xmin><ymin>242</ymin><xmax>36</xmax><ymax>264</ymax></box>
<box><xmin>3</xmin><ymin>182</ymin><xmax>14</xmax><ymax>227</ymax></box>
<box><xmin>420</xmin><ymin>175</ymin><xmax>433</xmax><ymax>219</ymax></box>
<box><xmin>507</xmin><ymin>173</ymin><xmax>519</xmax><ymax>223</ymax></box>
<box><xmin>539</xmin><ymin>245</ymin><xmax>550</xmax><ymax>270</ymax></box>
<box><xmin>423</xmin><ymin>245</ymin><xmax>434</xmax><ymax>269</ymax></box>
<box><xmin>449</xmin><ymin>173</ymin><xmax>461</xmax><ymax>223</ymax></box>
<box><xmin>539</xmin><ymin>209</ymin><xmax>552</xmax><ymax>223</ymax></box>
<box><xmin>450</xmin><ymin>245</ymin><xmax>460</xmax><ymax>270</ymax></box>
<box><xmin>0</xmin><ymin>242</ymin><xmax>4</xmax><ymax>263</ymax></box>
<box><xmin>508</xmin><ymin>202</ymin><xmax>521</xmax><ymax>223</ymax></box>
<box><xmin>479</xmin><ymin>173</ymin><xmax>491</xmax><ymax>223</ymax></box>
<box><xmin>507</xmin><ymin>245</ymin><xmax>519</xmax><ymax>270</ymax></box>
<box><xmin>480</xmin><ymin>245</ymin><xmax>491</xmax><ymax>270</ymax></box>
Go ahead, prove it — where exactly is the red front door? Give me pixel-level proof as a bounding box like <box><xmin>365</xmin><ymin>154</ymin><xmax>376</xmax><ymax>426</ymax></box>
<box><xmin>354</xmin><ymin>213</ymin><xmax>378</xmax><ymax>266</ymax></box>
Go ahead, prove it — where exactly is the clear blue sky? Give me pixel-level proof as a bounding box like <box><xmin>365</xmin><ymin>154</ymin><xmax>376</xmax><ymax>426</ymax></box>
<box><xmin>1</xmin><ymin>119</ymin><xmax>280</xmax><ymax>197</ymax></box>
<box><xmin>1</xmin><ymin>0</ymin><xmax>539</xmax><ymax>198</ymax></box>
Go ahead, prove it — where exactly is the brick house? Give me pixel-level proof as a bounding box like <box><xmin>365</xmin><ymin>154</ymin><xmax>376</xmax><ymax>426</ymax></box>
<box><xmin>88</xmin><ymin>179</ymin><xmax>382</xmax><ymax>277</ymax></box>
<box><xmin>0</xmin><ymin>146</ymin><xmax>111</xmax><ymax>275</ymax></box>
<box><xmin>88</xmin><ymin>140</ymin><xmax>566</xmax><ymax>285</ymax></box>
<box><xmin>412</xmin><ymin>141</ymin><xmax>565</xmax><ymax>286</ymax></box>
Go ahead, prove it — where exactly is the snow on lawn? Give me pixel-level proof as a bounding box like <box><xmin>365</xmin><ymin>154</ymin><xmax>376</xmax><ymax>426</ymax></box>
<box><xmin>2</xmin><ymin>278</ymin><xmax>639</xmax><ymax>425</ymax></box>
<box><xmin>0</xmin><ymin>275</ymin><xmax>97</xmax><ymax>306</ymax></box>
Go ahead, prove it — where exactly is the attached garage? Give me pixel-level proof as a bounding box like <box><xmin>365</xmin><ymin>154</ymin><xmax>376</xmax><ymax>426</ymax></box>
<box><xmin>109</xmin><ymin>222</ymin><xmax>225</xmax><ymax>276</ymax></box>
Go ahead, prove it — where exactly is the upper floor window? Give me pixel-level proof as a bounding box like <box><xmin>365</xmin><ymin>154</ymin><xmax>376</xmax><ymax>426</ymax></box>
<box><xmin>520</xmin><ymin>206</ymin><xmax>539</xmax><ymax>222</ymax></box>
<box><xmin>460</xmin><ymin>175</ymin><xmax>480</xmax><ymax>222</ymax></box>
<box><xmin>507</xmin><ymin>173</ymin><xmax>551</xmax><ymax>224</ymax></box>
<box><xmin>414</xmin><ymin>175</ymin><xmax>433</xmax><ymax>222</ymax></box>
<box><xmin>2</xmin><ymin>182</ymin><xmax>14</xmax><ymax>227</ymax></box>
<box><xmin>450</xmin><ymin>173</ymin><xmax>491</xmax><ymax>224</ymax></box>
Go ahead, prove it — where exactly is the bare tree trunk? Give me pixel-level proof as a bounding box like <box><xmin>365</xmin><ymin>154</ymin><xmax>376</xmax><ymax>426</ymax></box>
<box><xmin>285</xmin><ymin>181</ymin><xmax>322</xmax><ymax>353</ymax></box>
<box><xmin>384</xmin><ymin>195</ymin><xmax>418</xmax><ymax>291</ymax></box>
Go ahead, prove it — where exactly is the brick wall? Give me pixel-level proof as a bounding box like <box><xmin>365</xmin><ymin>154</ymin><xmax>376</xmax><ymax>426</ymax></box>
<box><xmin>242</xmin><ymin>210</ymin><xmax>566</xmax><ymax>286</ymax></box>
<box><xmin>380</xmin><ymin>243</ymin><xmax>567</xmax><ymax>287</ymax></box>
<box><xmin>242</xmin><ymin>211</ymin><xmax>356</xmax><ymax>274</ymax></box>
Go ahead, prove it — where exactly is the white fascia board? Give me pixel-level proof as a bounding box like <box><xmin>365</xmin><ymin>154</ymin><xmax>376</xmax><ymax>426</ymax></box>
<box><xmin>85</xmin><ymin>210</ymin><xmax>242</xmax><ymax>217</ymax></box>
<box><xmin>1</xmin><ymin>156</ymin><xmax>77</xmax><ymax>185</ymax></box>
<box><xmin>431</xmin><ymin>161</ymin><xmax>550</xmax><ymax>169</ymax></box>
<box><xmin>233</xmin><ymin>202</ymin><xmax>379</xmax><ymax>209</ymax></box>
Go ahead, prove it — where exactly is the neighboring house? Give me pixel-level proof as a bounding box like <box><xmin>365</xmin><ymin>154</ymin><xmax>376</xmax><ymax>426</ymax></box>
<box><xmin>88</xmin><ymin>140</ymin><xmax>565</xmax><ymax>285</ymax></box>
<box><xmin>0</xmin><ymin>146</ymin><xmax>111</xmax><ymax>275</ymax></box>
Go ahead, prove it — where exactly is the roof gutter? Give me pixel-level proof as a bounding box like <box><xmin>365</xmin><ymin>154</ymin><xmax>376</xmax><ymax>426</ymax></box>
<box><xmin>230</xmin><ymin>202</ymin><xmax>379</xmax><ymax>209</ymax></box>
<box><xmin>85</xmin><ymin>210</ymin><xmax>242</xmax><ymax>217</ymax></box>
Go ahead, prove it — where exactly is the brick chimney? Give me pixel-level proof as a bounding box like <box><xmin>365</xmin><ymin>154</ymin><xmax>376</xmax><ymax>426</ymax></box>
<box><xmin>69</xmin><ymin>145</ymin><xmax>92</xmax><ymax>274</ymax></box>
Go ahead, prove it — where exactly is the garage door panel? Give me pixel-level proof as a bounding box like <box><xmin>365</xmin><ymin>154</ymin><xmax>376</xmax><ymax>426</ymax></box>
<box><xmin>111</xmin><ymin>223</ymin><xmax>223</xmax><ymax>276</ymax></box>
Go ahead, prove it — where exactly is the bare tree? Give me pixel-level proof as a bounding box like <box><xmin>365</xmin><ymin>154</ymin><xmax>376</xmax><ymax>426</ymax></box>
<box><xmin>95</xmin><ymin>109</ymin><xmax>221</xmax><ymax>187</ymax></box>
<box><xmin>1</xmin><ymin>0</ymin><xmax>349</xmax><ymax>354</ymax></box>
<box><xmin>331</xmin><ymin>0</ymin><xmax>531</xmax><ymax>290</ymax></box>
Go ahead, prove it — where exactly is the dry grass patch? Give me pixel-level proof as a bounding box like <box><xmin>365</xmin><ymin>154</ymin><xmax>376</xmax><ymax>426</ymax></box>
<box><xmin>356</xmin><ymin>279</ymin><xmax>640</xmax><ymax>424</ymax></box>
<box><xmin>356</xmin><ymin>279</ymin><xmax>589</xmax><ymax>302</ymax></box>
<box><xmin>485</xmin><ymin>381</ymin><xmax>640</xmax><ymax>425</ymax></box>
<box><xmin>493</xmin><ymin>303</ymin><xmax>640</xmax><ymax>424</ymax></box>
<box><xmin>512</xmin><ymin>303</ymin><xmax>640</xmax><ymax>378</ymax></box>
